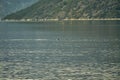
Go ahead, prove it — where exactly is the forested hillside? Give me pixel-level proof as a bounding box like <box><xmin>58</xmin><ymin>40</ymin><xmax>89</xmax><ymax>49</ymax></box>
<box><xmin>3</xmin><ymin>0</ymin><xmax>120</xmax><ymax>19</ymax></box>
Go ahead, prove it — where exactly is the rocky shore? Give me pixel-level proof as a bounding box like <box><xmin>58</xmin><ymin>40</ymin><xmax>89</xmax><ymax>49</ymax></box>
<box><xmin>1</xmin><ymin>18</ymin><xmax>120</xmax><ymax>23</ymax></box>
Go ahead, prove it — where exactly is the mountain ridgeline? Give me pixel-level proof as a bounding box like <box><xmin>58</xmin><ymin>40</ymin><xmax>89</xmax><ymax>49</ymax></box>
<box><xmin>0</xmin><ymin>0</ymin><xmax>38</xmax><ymax>18</ymax></box>
<box><xmin>3</xmin><ymin>0</ymin><xmax>120</xmax><ymax>20</ymax></box>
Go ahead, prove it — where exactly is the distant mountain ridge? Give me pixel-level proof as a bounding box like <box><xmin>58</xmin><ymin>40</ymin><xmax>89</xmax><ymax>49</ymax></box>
<box><xmin>3</xmin><ymin>0</ymin><xmax>120</xmax><ymax>20</ymax></box>
<box><xmin>0</xmin><ymin>0</ymin><xmax>38</xmax><ymax>18</ymax></box>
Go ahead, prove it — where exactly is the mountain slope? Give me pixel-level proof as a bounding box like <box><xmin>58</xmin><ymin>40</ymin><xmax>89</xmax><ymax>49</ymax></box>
<box><xmin>3</xmin><ymin>0</ymin><xmax>120</xmax><ymax>19</ymax></box>
<box><xmin>0</xmin><ymin>0</ymin><xmax>38</xmax><ymax>18</ymax></box>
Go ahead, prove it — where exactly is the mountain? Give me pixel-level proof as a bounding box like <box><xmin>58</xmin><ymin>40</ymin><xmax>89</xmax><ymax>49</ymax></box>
<box><xmin>3</xmin><ymin>0</ymin><xmax>120</xmax><ymax>20</ymax></box>
<box><xmin>0</xmin><ymin>0</ymin><xmax>38</xmax><ymax>18</ymax></box>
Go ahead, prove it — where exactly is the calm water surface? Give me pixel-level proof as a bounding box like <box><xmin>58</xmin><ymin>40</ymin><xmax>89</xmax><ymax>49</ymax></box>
<box><xmin>0</xmin><ymin>21</ymin><xmax>120</xmax><ymax>79</ymax></box>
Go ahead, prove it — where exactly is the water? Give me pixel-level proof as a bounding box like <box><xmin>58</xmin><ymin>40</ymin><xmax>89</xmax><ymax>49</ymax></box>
<box><xmin>0</xmin><ymin>21</ymin><xmax>120</xmax><ymax>79</ymax></box>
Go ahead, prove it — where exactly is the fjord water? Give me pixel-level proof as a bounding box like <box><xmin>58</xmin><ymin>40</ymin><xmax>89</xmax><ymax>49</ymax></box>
<box><xmin>0</xmin><ymin>21</ymin><xmax>120</xmax><ymax>79</ymax></box>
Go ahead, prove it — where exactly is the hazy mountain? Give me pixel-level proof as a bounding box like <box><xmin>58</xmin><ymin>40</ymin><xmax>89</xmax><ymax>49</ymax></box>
<box><xmin>0</xmin><ymin>0</ymin><xmax>38</xmax><ymax>18</ymax></box>
<box><xmin>3</xmin><ymin>0</ymin><xmax>120</xmax><ymax>19</ymax></box>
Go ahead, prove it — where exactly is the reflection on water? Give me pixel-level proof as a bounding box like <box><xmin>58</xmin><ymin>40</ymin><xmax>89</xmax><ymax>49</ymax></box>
<box><xmin>0</xmin><ymin>21</ymin><xmax>120</xmax><ymax>79</ymax></box>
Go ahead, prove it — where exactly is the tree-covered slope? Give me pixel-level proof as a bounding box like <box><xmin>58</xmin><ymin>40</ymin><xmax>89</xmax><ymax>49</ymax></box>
<box><xmin>3</xmin><ymin>0</ymin><xmax>120</xmax><ymax>19</ymax></box>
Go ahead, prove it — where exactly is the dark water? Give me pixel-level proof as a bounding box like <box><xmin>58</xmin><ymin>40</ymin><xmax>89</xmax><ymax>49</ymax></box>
<box><xmin>0</xmin><ymin>21</ymin><xmax>120</xmax><ymax>79</ymax></box>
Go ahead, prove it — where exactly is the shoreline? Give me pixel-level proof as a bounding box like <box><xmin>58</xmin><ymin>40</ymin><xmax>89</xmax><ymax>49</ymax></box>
<box><xmin>1</xmin><ymin>18</ymin><xmax>120</xmax><ymax>22</ymax></box>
